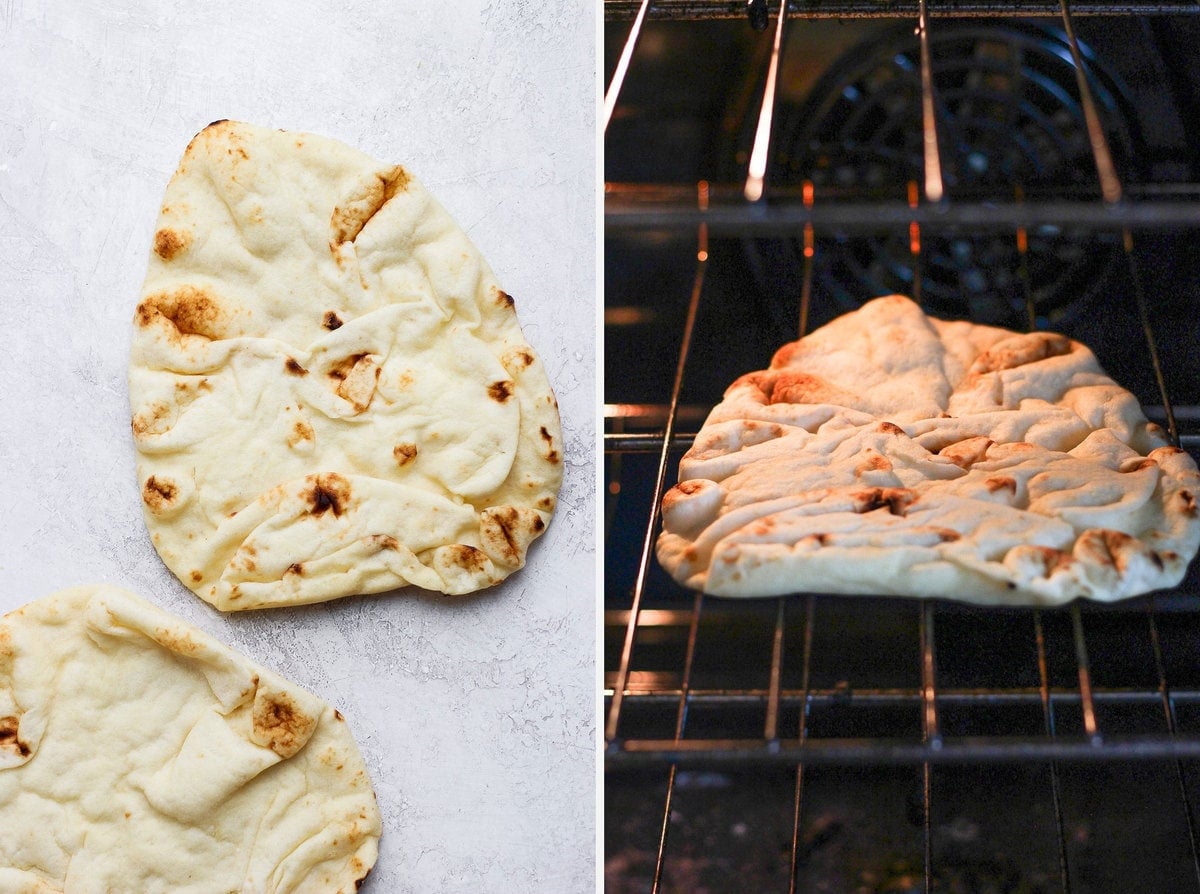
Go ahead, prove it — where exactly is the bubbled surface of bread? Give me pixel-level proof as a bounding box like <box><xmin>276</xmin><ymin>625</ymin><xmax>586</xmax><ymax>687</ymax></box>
<box><xmin>0</xmin><ymin>585</ymin><xmax>380</xmax><ymax>892</ymax></box>
<box><xmin>658</xmin><ymin>295</ymin><xmax>1200</xmax><ymax>605</ymax></box>
<box><xmin>129</xmin><ymin>121</ymin><xmax>562</xmax><ymax>610</ymax></box>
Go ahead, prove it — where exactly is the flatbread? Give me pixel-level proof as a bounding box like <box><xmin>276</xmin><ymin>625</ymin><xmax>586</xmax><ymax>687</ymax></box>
<box><xmin>129</xmin><ymin>120</ymin><xmax>562</xmax><ymax>610</ymax></box>
<box><xmin>658</xmin><ymin>295</ymin><xmax>1200</xmax><ymax>605</ymax></box>
<box><xmin>0</xmin><ymin>585</ymin><xmax>380</xmax><ymax>892</ymax></box>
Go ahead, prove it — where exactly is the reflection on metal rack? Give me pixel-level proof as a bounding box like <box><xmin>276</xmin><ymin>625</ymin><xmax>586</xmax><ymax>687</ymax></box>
<box><xmin>606</xmin><ymin>4</ymin><xmax>1200</xmax><ymax>891</ymax></box>
<box><xmin>604</xmin><ymin>0</ymin><xmax>651</xmax><ymax>132</ymax></box>
<box><xmin>744</xmin><ymin>0</ymin><xmax>788</xmax><ymax>201</ymax></box>
<box><xmin>917</xmin><ymin>0</ymin><xmax>946</xmax><ymax>202</ymax></box>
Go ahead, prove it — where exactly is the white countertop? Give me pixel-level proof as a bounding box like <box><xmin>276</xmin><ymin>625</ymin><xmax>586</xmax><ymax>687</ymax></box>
<box><xmin>0</xmin><ymin>2</ymin><xmax>596</xmax><ymax>891</ymax></box>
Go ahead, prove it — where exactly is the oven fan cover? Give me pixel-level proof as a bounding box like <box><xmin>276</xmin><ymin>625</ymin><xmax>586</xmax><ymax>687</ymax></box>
<box><xmin>741</xmin><ymin>22</ymin><xmax>1142</xmax><ymax>329</ymax></box>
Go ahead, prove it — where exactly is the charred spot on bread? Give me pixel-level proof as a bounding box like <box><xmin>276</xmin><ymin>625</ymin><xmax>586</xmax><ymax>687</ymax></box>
<box><xmin>853</xmin><ymin>487</ymin><xmax>916</xmax><ymax>516</ymax></box>
<box><xmin>488</xmin><ymin>380</ymin><xmax>514</xmax><ymax>403</ymax></box>
<box><xmin>744</xmin><ymin>369</ymin><xmax>845</xmax><ymax>405</ymax></box>
<box><xmin>538</xmin><ymin>425</ymin><xmax>560</xmax><ymax>463</ymax></box>
<box><xmin>131</xmin><ymin>402</ymin><xmax>171</xmax><ymax>437</ymax></box>
<box><xmin>972</xmin><ymin>332</ymin><xmax>1072</xmax><ymax>374</ymax></box>
<box><xmin>303</xmin><ymin>473</ymin><xmax>351</xmax><ymax>518</ymax></box>
<box><xmin>1077</xmin><ymin>529</ymin><xmax>1140</xmax><ymax>573</ymax></box>
<box><xmin>135</xmin><ymin>286</ymin><xmax>226</xmax><ymax>341</ymax></box>
<box><xmin>329</xmin><ymin>167</ymin><xmax>410</xmax><ymax>251</ymax></box>
<box><xmin>1031</xmin><ymin>546</ymin><xmax>1075</xmax><ymax>576</ymax></box>
<box><xmin>1181</xmin><ymin>490</ymin><xmax>1197</xmax><ymax>518</ymax></box>
<box><xmin>393</xmin><ymin>443</ymin><xmax>418</xmax><ymax>466</ymax></box>
<box><xmin>936</xmin><ymin>437</ymin><xmax>995</xmax><ymax>469</ymax></box>
<box><xmin>288</xmin><ymin>420</ymin><xmax>315</xmax><ymax>447</ymax></box>
<box><xmin>492</xmin><ymin>509</ymin><xmax>520</xmax><ymax>556</ymax></box>
<box><xmin>252</xmin><ymin>691</ymin><xmax>315</xmax><ymax>758</ymax></box>
<box><xmin>328</xmin><ymin>353</ymin><xmax>368</xmax><ymax>382</ymax></box>
<box><xmin>855</xmin><ymin>452</ymin><xmax>893</xmax><ymax>476</ymax></box>
<box><xmin>448</xmin><ymin>544</ymin><xmax>489</xmax><ymax>573</ymax></box>
<box><xmin>142</xmin><ymin>476</ymin><xmax>178</xmax><ymax>510</ymax></box>
<box><xmin>153</xmin><ymin>228</ymin><xmax>190</xmax><ymax>261</ymax></box>
<box><xmin>322</xmin><ymin>311</ymin><xmax>344</xmax><ymax>330</ymax></box>
<box><xmin>284</xmin><ymin>357</ymin><xmax>308</xmax><ymax>376</ymax></box>
<box><xmin>0</xmin><ymin>715</ymin><xmax>29</xmax><ymax>757</ymax></box>
<box><xmin>984</xmin><ymin>476</ymin><xmax>1017</xmax><ymax>495</ymax></box>
<box><xmin>480</xmin><ymin>506</ymin><xmax>545</xmax><ymax>567</ymax></box>
<box><xmin>369</xmin><ymin>534</ymin><xmax>400</xmax><ymax>551</ymax></box>
<box><xmin>311</xmin><ymin>485</ymin><xmax>341</xmax><ymax>516</ymax></box>
<box><xmin>327</xmin><ymin>354</ymin><xmax>381</xmax><ymax>412</ymax></box>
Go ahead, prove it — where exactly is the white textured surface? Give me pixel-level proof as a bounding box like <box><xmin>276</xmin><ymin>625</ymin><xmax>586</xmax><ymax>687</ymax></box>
<box><xmin>0</xmin><ymin>2</ymin><xmax>596</xmax><ymax>892</ymax></box>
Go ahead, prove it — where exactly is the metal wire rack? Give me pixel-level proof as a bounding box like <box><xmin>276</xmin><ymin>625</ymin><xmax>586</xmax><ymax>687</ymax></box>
<box><xmin>605</xmin><ymin>3</ymin><xmax>1200</xmax><ymax>891</ymax></box>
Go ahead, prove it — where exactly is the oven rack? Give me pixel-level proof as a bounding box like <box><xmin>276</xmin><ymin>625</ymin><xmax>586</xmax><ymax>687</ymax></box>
<box><xmin>605</xmin><ymin>182</ymin><xmax>1200</xmax><ymax>232</ymax></box>
<box><xmin>604</xmin><ymin>0</ymin><xmax>1200</xmax><ymax>758</ymax></box>
<box><xmin>605</xmin><ymin>196</ymin><xmax>1200</xmax><ymax>768</ymax></box>
<box><xmin>604</xmin><ymin>594</ymin><xmax>1200</xmax><ymax>765</ymax></box>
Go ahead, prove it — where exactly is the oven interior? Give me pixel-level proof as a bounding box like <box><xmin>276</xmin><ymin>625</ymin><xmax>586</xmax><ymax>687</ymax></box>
<box><xmin>605</xmin><ymin>5</ymin><xmax>1200</xmax><ymax>891</ymax></box>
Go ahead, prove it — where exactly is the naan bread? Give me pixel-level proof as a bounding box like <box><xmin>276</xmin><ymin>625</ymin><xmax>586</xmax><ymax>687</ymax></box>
<box><xmin>658</xmin><ymin>295</ymin><xmax>1200</xmax><ymax>605</ymax></box>
<box><xmin>129</xmin><ymin>120</ymin><xmax>562</xmax><ymax>610</ymax></box>
<box><xmin>0</xmin><ymin>585</ymin><xmax>380</xmax><ymax>892</ymax></box>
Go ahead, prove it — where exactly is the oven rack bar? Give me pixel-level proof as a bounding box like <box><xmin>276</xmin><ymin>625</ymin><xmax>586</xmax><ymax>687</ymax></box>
<box><xmin>607</xmin><ymin>733</ymin><xmax>1200</xmax><ymax>766</ymax></box>
<box><xmin>604</xmin><ymin>0</ymin><xmax>1200</xmax><ymax>19</ymax></box>
<box><xmin>605</xmin><ymin>686</ymin><xmax>1200</xmax><ymax>708</ymax></box>
<box><xmin>606</xmin><ymin>187</ymin><xmax>1200</xmax><ymax>232</ymax></box>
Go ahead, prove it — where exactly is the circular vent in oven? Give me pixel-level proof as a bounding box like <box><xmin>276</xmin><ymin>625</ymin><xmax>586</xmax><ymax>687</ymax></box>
<box><xmin>743</xmin><ymin>22</ymin><xmax>1142</xmax><ymax>329</ymax></box>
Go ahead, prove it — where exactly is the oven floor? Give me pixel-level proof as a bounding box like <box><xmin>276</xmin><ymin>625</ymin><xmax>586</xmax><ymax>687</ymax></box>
<box><xmin>606</xmin><ymin>761</ymin><xmax>1200</xmax><ymax>892</ymax></box>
